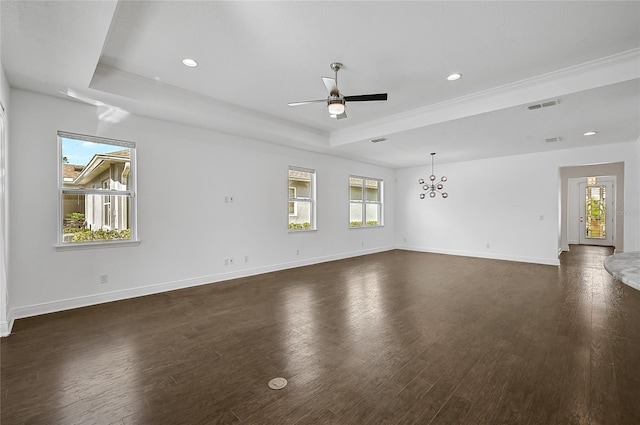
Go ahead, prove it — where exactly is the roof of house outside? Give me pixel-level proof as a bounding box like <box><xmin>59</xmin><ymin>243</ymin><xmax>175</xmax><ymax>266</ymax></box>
<box><xmin>105</xmin><ymin>149</ymin><xmax>130</xmax><ymax>158</ymax></box>
<box><xmin>62</xmin><ymin>164</ymin><xmax>85</xmax><ymax>180</ymax></box>
<box><xmin>69</xmin><ymin>149</ymin><xmax>131</xmax><ymax>186</ymax></box>
<box><xmin>289</xmin><ymin>169</ymin><xmax>311</xmax><ymax>182</ymax></box>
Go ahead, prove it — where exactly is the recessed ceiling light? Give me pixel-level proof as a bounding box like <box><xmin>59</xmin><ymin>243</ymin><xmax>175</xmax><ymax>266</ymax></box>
<box><xmin>446</xmin><ymin>73</ymin><xmax>462</xmax><ymax>81</ymax></box>
<box><xmin>182</xmin><ymin>58</ymin><xmax>198</xmax><ymax>68</ymax></box>
<box><xmin>583</xmin><ymin>131</ymin><xmax>598</xmax><ymax>136</ymax></box>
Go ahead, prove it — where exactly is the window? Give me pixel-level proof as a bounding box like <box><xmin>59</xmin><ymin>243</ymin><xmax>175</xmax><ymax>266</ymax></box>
<box><xmin>58</xmin><ymin>131</ymin><xmax>137</xmax><ymax>246</ymax></box>
<box><xmin>288</xmin><ymin>166</ymin><xmax>316</xmax><ymax>231</ymax></box>
<box><xmin>349</xmin><ymin>176</ymin><xmax>383</xmax><ymax>227</ymax></box>
<box><xmin>288</xmin><ymin>187</ymin><xmax>297</xmax><ymax>216</ymax></box>
<box><xmin>102</xmin><ymin>179</ymin><xmax>111</xmax><ymax>229</ymax></box>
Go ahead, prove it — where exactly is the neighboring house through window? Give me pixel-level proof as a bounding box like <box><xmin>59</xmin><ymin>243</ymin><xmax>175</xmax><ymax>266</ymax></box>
<box><xmin>288</xmin><ymin>187</ymin><xmax>297</xmax><ymax>216</ymax></box>
<box><xmin>58</xmin><ymin>131</ymin><xmax>137</xmax><ymax>246</ymax></box>
<box><xmin>349</xmin><ymin>176</ymin><xmax>383</xmax><ymax>227</ymax></box>
<box><xmin>288</xmin><ymin>166</ymin><xmax>316</xmax><ymax>231</ymax></box>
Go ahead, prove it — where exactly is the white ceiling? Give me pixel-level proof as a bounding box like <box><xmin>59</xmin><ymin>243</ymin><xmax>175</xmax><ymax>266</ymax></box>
<box><xmin>2</xmin><ymin>1</ymin><xmax>639</xmax><ymax>168</ymax></box>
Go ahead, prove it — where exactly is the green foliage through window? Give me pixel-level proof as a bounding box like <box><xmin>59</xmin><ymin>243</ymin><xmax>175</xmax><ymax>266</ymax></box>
<box><xmin>288</xmin><ymin>222</ymin><xmax>311</xmax><ymax>230</ymax></box>
<box><xmin>350</xmin><ymin>221</ymin><xmax>379</xmax><ymax>227</ymax></box>
<box><xmin>66</xmin><ymin>228</ymin><xmax>131</xmax><ymax>242</ymax></box>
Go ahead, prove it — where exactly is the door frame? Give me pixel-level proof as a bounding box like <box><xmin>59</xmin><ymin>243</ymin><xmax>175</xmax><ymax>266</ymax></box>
<box><xmin>560</xmin><ymin>163</ymin><xmax>625</xmax><ymax>255</ymax></box>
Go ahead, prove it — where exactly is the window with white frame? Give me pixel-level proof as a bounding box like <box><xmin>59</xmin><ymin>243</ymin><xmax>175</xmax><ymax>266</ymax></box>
<box><xmin>58</xmin><ymin>131</ymin><xmax>137</xmax><ymax>246</ymax></box>
<box><xmin>288</xmin><ymin>187</ymin><xmax>297</xmax><ymax>216</ymax></box>
<box><xmin>349</xmin><ymin>176</ymin><xmax>383</xmax><ymax>227</ymax></box>
<box><xmin>288</xmin><ymin>166</ymin><xmax>316</xmax><ymax>231</ymax></box>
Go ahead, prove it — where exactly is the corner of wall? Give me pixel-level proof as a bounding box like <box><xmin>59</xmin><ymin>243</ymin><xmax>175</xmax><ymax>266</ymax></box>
<box><xmin>0</xmin><ymin>62</ymin><xmax>10</xmax><ymax>337</ymax></box>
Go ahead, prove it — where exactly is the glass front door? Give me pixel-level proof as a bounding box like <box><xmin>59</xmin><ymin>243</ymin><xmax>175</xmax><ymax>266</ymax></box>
<box><xmin>585</xmin><ymin>185</ymin><xmax>606</xmax><ymax>239</ymax></box>
<box><xmin>578</xmin><ymin>180</ymin><xmax>614</xmax><ymax>246</ymax></box>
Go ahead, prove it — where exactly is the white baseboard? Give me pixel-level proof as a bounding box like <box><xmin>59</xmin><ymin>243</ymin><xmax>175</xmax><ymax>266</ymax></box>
<box><xmin>6</xmin><ymin>245</ymin><xmax>395</xmax><ymax>331</ymax></box>
<box><xmin>0</xmin><ymin>319</ymin><xmax>11</xmax><ymax>337</ymax></box>
<box><xmin>4</xmin><ymin>243</ymin><xmax>564</xmax><ymax>335</ymax></box>
<box><xmin>396</xmin><ymin>244</ymin><xmax>561</xmax><ymax>266</ymax></box>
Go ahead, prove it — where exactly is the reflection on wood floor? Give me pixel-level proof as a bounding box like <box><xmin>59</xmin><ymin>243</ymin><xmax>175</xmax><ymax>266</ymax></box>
<box><xmin>2</xmin><ymin>246</ymin><xmax>639</xmax><ymax>424</ymax></box>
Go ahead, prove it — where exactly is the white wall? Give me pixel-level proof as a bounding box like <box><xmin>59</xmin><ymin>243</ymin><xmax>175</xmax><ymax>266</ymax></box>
<box><xmin>7</xmin><ymin>89</ymin><xmax>396</xmax><ymax>323</ymax></box>
<box><xmin>396</xmin><ymin>141</ymin><xmax>640</xmax><ymax>265</ymax></box>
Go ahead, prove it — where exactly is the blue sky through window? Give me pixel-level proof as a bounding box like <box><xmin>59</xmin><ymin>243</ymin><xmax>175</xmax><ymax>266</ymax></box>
<box><xmin>62</xmin><ymin>138</ymin><xmax>120</xmax><ymax>166</ymax></box>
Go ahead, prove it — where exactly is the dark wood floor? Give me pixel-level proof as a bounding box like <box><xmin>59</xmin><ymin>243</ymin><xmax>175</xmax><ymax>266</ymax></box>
<box><xmin>2</xmin><ymin>246</ymin><xmax>639</xmax><ymax>424</ymax></box>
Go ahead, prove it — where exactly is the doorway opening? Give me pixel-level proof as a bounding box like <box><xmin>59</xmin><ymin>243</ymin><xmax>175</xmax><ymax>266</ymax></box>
<box><xmin>560</xmin><ymin>162</ymin><xmax>624</xmax><ymax>254</ymax></box>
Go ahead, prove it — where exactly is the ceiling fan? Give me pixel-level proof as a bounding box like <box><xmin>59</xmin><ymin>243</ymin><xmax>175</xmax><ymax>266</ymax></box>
<box><xmin>288</xmin><ymin>62</ymin><xmax>388</xmax><ymax>120</ymax></box>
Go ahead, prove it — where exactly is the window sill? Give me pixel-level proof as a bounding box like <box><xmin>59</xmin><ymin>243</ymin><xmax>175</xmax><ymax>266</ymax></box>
<box><xmin>349</xmin><ymin>225</ymin><xmax>384</xmax><ymax>229</ymax></box>
<box><xmin>288</xmin><ymin>229</ymin><xmax>317</xmax><ymax>234</ymax></box>
<box><xmin>55</xmin><ymin>240</ymin><xmax>141</xmax><ymax>251</ymax></box>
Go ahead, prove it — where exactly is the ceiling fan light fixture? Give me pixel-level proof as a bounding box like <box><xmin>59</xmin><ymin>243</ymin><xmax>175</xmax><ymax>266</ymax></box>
<box><xmin>327</xmin><ymin>98</ymin><xmax>345</xmax><ymax>115</ymax></box>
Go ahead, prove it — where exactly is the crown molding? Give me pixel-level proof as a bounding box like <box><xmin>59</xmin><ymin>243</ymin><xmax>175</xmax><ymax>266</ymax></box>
<box><xmin>330</xmin><ymin>48</ymin><xmax>640</xmax><ymax>148</ymax></box>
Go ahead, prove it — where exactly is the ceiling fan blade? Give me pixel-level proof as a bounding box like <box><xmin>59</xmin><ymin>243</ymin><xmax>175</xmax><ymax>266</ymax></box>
<box><xmin>335</xmin><ymin>111</ymin><xmax>347</xmax><ymax>120</ymax></box>
<box><xmin>322</xmin><ymin>77</ymin><xmax>338</xmax><ymax>95</ymax></box>
<box><xmin>344</xmin><ymin>93</ymin><xmax>388</xmax><ymax>102</ymax></box>
<box><xmin>288</xmin><ymin>99</ymin><xmax>326</xmax><ymax>107</ymax></box>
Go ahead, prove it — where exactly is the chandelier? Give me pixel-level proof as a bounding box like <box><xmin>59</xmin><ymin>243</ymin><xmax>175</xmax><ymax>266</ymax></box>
<box><xmin>419</xmin><ymin>153</ymin><xmax>448</xmax><ymax>199</ymax></box>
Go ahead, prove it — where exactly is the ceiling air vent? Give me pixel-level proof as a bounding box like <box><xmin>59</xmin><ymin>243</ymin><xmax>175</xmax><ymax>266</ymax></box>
<box><xmin>370</xmin><ymin>137</ymin><xmax>387</xmax><ymax>143</ymax></box>
<box><xmin>545</xmin><ymin>136</ymin><xmax>562</xmax><ymax>143</ymax></box>
<box><xmin>527</xmin><ymin>99</ymin><xmax>559</xmax><ymax>110</ymax></box>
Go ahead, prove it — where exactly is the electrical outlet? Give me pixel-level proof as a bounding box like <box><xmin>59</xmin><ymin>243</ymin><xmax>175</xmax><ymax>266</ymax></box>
<box><xmin>229</xmin><ymin>258</ymin><xmax>234</xmax><ymax>265</ymax></box>
<box><xmin>224</xmin><ymin>259</ymin><xmax>229</xmax><ymax>266</ymax></box>
<box><xmin>100</xmin><ymin>274</ymin><xmax>108</xmax><ymax>284</ymax></box>
<box><xmin>486</xmin><ymin>243</ymin><xmax>491</xmax><ymax>249</ymax></box>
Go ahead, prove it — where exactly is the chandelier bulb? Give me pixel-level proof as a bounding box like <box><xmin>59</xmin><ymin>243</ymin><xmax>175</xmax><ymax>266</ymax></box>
<box><xmin>429</xmin><ymin>175</ymin><xmax>436</xmax><ymax>181</ymax></box>
<box><xmin>419</xmin><ymin>193</ymin><xmax>425</xmax><ymax>199</ymax></box>
<box><xmin>423</xmin><ymin>185</ymin><xmax>429</xmax><ymax>191</ymax></box>
<box><xmin>437</xmin><ymin>183</ymin><xmax>443</xmax><ymax>190</ymax></box>
<box><xmin>442</xmin><ymin>193</ymin><xmax>448</xmax><ymax>198</ymax></box>
<box><xmin>441</xmin><ymin>176</ymin><xmax>447</xmax><ymax>182</ymax></box>
<box><xmin>418</xmin><ymin>178</ymin><xmax>425</xmax><ymax>184</ymax></box>
<box><xmin>429</xmin><ymin>192</ymin><xmax>436</xmax><ymax>198</ymax></box>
